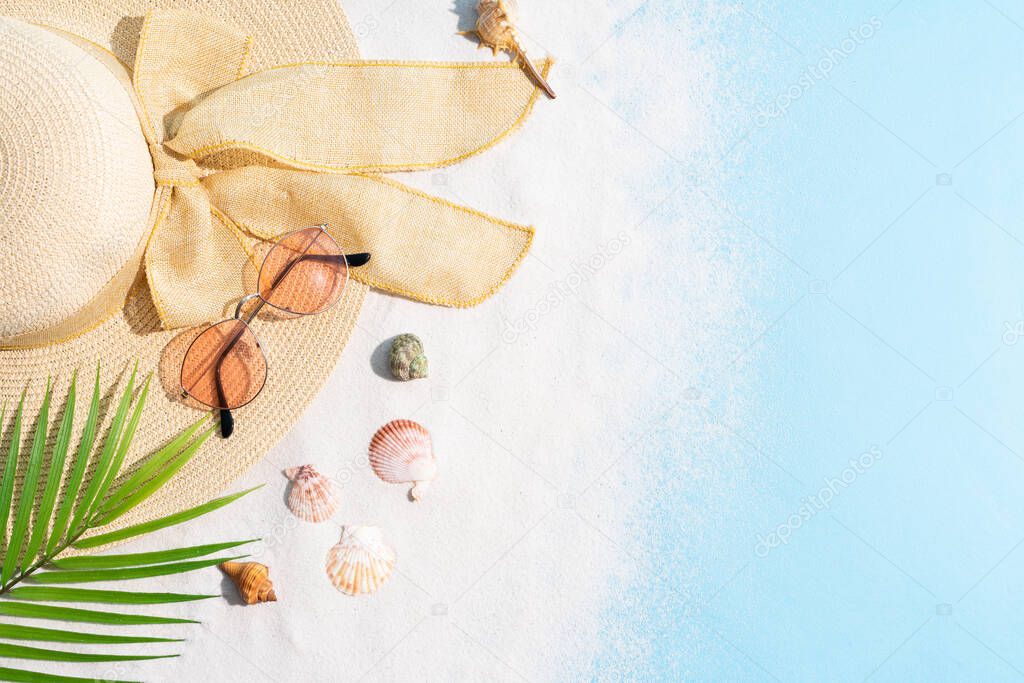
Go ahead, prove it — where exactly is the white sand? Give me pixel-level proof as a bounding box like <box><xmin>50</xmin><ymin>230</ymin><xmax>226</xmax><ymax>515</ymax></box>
<box><xmin>23</xmin><ymin>2</ymin><xmax>754</xmax><ymax>681</ymax></box>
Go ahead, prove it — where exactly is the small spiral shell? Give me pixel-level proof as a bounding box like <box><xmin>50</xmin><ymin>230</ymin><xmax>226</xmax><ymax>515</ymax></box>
<box><xmin>474</xmin><ymin>0</ymin><xmax>519</xmax><ymax>54</ymax></box>
<box><xmin>220</xmin><ymin>561</ymin><xmax>277</xmax><ymax>604</ymax></box>
<box><xmin>464</xmin><ymin>0</ymin><xmax>555</xmax><ymax>98</ymax></box>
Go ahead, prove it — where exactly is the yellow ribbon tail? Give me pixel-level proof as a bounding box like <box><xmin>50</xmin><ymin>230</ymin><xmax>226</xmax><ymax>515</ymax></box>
<box><xmin>145</xmin><ymin>186</ymin><xmax>254</xmax><ymax>328</ymax></box>
<box><xmin>164</xmin><ymin>58</ymin><xmax>551</xmax><ymax>173</ymax></box>
<box><xmin>202</xmin><ymin>168</ymin><xmax>534</xmax><ymax>307</ymax></box>
<box><xmin>133</xmin><ymin>10</ymin><xmax>253</xmax><ymax>143</ymax></box>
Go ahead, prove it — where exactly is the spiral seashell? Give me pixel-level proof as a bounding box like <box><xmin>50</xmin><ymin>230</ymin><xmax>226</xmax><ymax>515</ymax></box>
<box><xmin>284</xmin><ymin>465</ymin><xmax>339</xmax><ymax>522</ymax></box>
<box><xmin>464</xmin><ymin>0</ymin><xmax>555</xmax><ymax>98</ymax></box>
<box><xmin>474</xmin><ymin>0</ymin><xmax>519</xmax><ymax>54</ymax></box>
<box><xmin>369</xmin><ymin>420</ymin><xmax>438</xmax><ymax>501</ymax></box>
<box><xmin>389</xmin><ymin>333</ymin><xmax>428</xmax><ymax>381</ymax></box>
<box><xmin>220</xmin><ymin>561</ymin><xmax>277</xmax><ymax>604</ymax></box>
<box><xmin>325</xmin><ymin>526</ymin><xmax>396</xmax><ymax>596</ymax></box>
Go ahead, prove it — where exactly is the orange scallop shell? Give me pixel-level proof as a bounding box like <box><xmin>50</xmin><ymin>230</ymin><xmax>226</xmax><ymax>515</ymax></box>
<box><xmin>368</xmin><ymin>420</ymin><xmax>438</xmax><ymax>501</ymax></box>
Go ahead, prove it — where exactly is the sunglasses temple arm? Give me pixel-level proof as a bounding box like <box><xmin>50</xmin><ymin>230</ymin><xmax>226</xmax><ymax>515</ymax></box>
<box><xmin>344</xmin><ymin>252</ymin><xmax>371</xmax><ymax>267</ymax></box>
<box><xmin>214</xmin><ymin>367</ymin><xmax>235</xmax><ymax>438</ymax></box>
<box><xmin>218</xmin><ymin>408</ymin><xmax>234</xmax><ymax>439</ymax></box>
<box><xmin>299</xmin><ymin>252</ymin><xmax>371</xmax><ymax>267</ymax></box>
<box><xmin>213</xmin><ymin>323</ymin><xmax>248</xmax><ymax>438</ymax></box>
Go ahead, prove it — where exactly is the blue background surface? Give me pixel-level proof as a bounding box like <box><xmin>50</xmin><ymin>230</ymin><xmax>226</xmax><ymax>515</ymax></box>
<box><xmin>587</xmin><ymin>1</ymin><xmax>1024</xmax><ymax>680</ymax></box>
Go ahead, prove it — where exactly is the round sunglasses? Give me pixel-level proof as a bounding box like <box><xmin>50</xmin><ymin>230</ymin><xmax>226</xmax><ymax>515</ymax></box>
<box><xmin>180</xmin><ymin>224</ymin><xmax>370</xmax><ymax>438</ymax></box>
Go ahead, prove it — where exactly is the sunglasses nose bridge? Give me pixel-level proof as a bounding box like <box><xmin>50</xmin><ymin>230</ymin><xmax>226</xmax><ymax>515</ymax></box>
<box><xmin>234</xmin><ymin>292</ymin><xmax>264</xmax><ymax>321</ymax></box>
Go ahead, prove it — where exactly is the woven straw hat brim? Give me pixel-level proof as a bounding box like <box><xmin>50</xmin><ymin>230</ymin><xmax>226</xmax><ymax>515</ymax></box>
<box><xmin>0</xmin><ymin>0</ymin><xmax>366</xmax><ymax>537</ymax></box>
<box><xmin>0</xmin><ymin>0</ymin><xmax>359</xmax><ymax>68</ymax></box>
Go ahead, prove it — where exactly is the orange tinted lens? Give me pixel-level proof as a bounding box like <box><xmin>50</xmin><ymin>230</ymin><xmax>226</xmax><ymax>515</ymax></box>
<box><xmin>258</xmin><ymin>227</ymin><xmax>348</xmax><ymax>315</ymax></box>
<box><xmin>181</xmin><ymin>320</ymin><xmax>267</xmax><ymax>409</ymax></box>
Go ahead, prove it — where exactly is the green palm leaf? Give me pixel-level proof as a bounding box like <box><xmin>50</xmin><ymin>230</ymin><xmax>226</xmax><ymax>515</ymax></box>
<box><xmin>0</xmin><ymin>624</ymin><xmax>180</xmax><ymax>645</ymax></box>
<box><xmin>24</xmin><ymin>376</ymin><xmax>76</xmax><ymax>567</ymax></box>
<box><xmin>69</xmin><ymin>366</ymin><xmax>136</xmax><ymax>535</ymax></box>
<box><xmin>8</xmin><ymin>588</ymin><xmax>216</xmax><ymax>605</ymax></box>
<box><xmin>0</xmin><ymin>643</ymin><xmax>176</xmax><ymax>663</ymax></box>
<box><xmin>0</xmin><ymin>666</ymin><xmax>138</xmax><ymax>682</ymax></box>
<box><xmin>49</xmin><ymin>539</ymin><xmax>255</xmax><ymax>570</ymax></box>
<box><xmin>0</xmin><ymin>398</ymin><xmax>18</xmax><ymax>549</ymax></box>
<box><xmin>96</xmin><ymin>416</ymin><xmax>209</xmax><ymax>517</ymax></box>
<box><xmin>0</xmin><ymin>602</ymin><xmax>197</xmax><ymax>625</ymax></box>
<box><xmin>1</xmin><ymin>385</ymin><xmax>52</xmax><ymax>584</ymax></box>
<box><xmin>31</xmin><ymin>555</ymin><xmax>245</xmax><ymax>584</ymax></box>
<box><xmin>91</xmin><ymin>375</ymin><xmax>150</xmax><ymax>514</ymax></box>
<box><xmin>75</xmin><ymin>486</ymin><xmax>262</xmax><ymax>549</ymax></box>
<box><xmin>0</xmin><ymin>366</ymin><xmax>261</xmax><ymax>680</ymax></box>
<box><xmin>46</xmin><ymin>368</ymin><xmax>100</xmax><ymax>555</ymax></box>
<box><xmin>92</xmin><ymin>425</ymin><xmax>215</xmax><ymax>526</ymax></box>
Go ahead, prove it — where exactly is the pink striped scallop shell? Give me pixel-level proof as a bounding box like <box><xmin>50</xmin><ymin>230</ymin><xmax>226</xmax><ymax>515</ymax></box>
<box><xmin>368</xmin><ymin>420</ymin><xmax>438</xmax><ymax>501</ymax></box>
<box><xmin>283</xmin><ymin>465</ymin><xmax>339</xmax><ymax>523</ymax></box>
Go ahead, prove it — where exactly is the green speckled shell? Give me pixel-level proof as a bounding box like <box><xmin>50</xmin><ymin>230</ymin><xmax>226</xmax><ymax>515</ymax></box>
<box><xmin>389</xmin><ymin>334</ymin><xmax>428</xmax><ymax>381</ymax></box>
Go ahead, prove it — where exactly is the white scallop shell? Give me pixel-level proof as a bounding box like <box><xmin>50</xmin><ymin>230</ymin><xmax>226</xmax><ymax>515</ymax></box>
<box><xmin>283</xmin><ymin>465</ymin><xmax>338</xmax><ymax>523</ymax></box>
<box><xmin>325</xmin><ymin>526</ymin><xmax>396</xmax><ymax>596</ymax></box>
<box><xmin>368</xmin><ymin>420</ymin><xmax>438</xmax><ymax>501</ymax></box>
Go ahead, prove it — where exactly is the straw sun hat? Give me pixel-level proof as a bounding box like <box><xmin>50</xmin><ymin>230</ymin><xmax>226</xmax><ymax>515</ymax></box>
<box><xmin>0</xmin><ymin>0</ymin><xmax>549</xmax><ymax>529</ymax></box>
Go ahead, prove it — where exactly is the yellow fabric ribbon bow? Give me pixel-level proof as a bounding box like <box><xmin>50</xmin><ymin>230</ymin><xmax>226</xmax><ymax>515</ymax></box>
<box><xmin>135</xmin><ymin>10</ymin><xmax>549</xmax><ymax>328</ymax></box>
